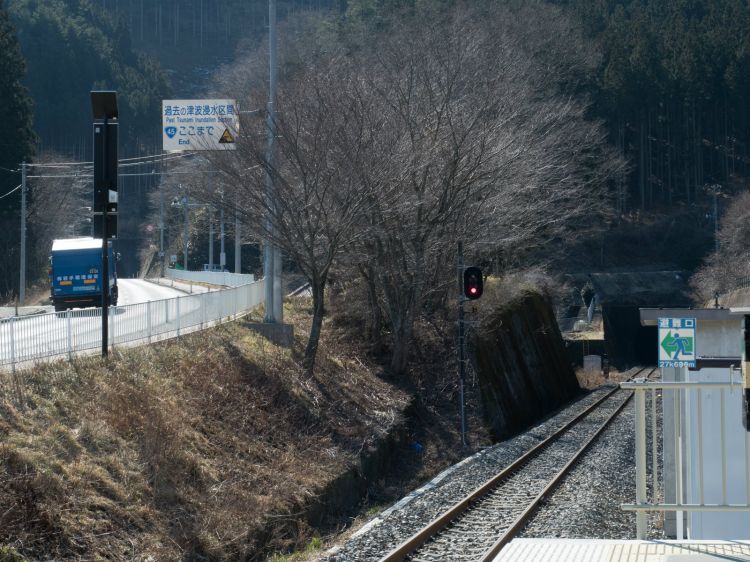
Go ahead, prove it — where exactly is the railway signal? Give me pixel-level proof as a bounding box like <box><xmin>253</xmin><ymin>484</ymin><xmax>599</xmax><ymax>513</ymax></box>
<box><xmin>92</xmin><ymin>91</ymin><xmax>118</xmax><ymax>239</ymax></box>
<box><xmin>463</xmin><ymin>266</ymin><xmax>483</xmax><ymax>300</ymax></box>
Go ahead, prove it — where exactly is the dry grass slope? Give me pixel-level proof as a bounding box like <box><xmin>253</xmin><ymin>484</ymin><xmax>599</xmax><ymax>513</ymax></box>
<box><xmin>0</xmin><ymin>299</ymin><xmax>410</xmax><ymax>561</ymax></box>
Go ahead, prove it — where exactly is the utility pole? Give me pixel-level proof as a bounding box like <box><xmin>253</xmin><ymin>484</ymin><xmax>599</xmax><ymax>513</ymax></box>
<box><xmin>270</xmin><ymin>0</ymin><xmax>282</xmax><ymax>322</ymax></box>
<box><xmin>182</xmin><ymin>188</ymin><xmax>189</xmax><ymax>271</ymax></box>
<box><xmin>234</xmin><ymin>213</ymin><xmax>241</xmax><ymax>274</ymax></box>
<box><xmin>208</xmin><ymin>206</ymin><xmax>214</xmax><ymax>268</ymax></box>
<box><xmin>220</xmin><ymin>207</ymin><xmax>226</xmax><ymax>270</ymax></box>
<box><xmin>713</xmin><ymin>184</ymin><xmax>720</xmax><ymax>253</ymax></box>
<box><xmin>159</xmin><ymin>153</ymin><xmax>165</xmax><ymax>277</ymax></box>
<box><xmin>264</xmin><ymin>0</ymin><xmax>278</xmax><ymax>322</ymax></box>
<box><xmin>274</xmin><ymin>239</ymin><xmax>282</xmax><ymax>320</ymax></box>
<box><xmin>19</xmin><ymin>161</ymin><xmax>26</xmax><ymax>306</ymax></box>
<box><xmin>457</xmin><ymin>240</ymin><xmax>467</xmax><ymax>447</ymax></box>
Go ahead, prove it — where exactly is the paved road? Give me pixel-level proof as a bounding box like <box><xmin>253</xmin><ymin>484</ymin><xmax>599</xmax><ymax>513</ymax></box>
<box><xmin>0</xmin><ymin>279</ymin><xmax>187</xmax><ymax>320</ymax></box>
<box><xmin>118</xmin><ymin>278</ymin><xmax>187</xmax><ymax>304</ymax></box>
<box><xmin>0</xmin><ymin>279</ymin><xmax>191</xmax><ymax>366</ymax></box>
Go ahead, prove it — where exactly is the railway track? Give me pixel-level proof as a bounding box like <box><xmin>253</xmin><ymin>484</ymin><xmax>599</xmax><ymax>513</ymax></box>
<box><xmin>378</xmin><ymin>367</ymin><xmax>657</xmax><ymax>562</ymax></box>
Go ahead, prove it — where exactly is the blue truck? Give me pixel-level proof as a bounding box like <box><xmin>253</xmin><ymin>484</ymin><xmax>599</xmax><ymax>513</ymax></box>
<box><xmin>50</xmin><ymin>238</ymin><xmax>118</xmax><ymax>312</ymax></box>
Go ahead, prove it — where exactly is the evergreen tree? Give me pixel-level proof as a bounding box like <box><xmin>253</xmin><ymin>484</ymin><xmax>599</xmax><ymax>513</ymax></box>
<box><xmin>8</xmin><ymin>0</ymin><xmax>170</xmax><ymax>155</ymax></box>
<box><xmin>556</xmin><ymin>0</ymin><xmax>750</xmax><ymax>212</ymax></box>
<box><xmin>0</xmin><ymin>0</ymin><xmax>34</xmax><ymax>173</ymax></box>
<box><xmin>0</xmin><ymin>0</ymin><xmax>35</xmax><ymax>298</ymax></box>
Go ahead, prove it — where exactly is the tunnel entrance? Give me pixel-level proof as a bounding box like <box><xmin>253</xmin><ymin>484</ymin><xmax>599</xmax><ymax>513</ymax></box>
<box><xmin>602</xmin><ymin>305</ymin><xmax>658</xmax><ymax>368</ymax></box>
<box><xmin>590</xmin><ymin>271</ymin><xmax>692</xmax><ymax>370</ymax></box>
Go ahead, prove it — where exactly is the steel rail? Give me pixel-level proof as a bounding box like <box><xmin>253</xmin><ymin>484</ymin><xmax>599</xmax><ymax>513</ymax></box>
<box><xmin>378</xmin><ymin>366</ymin><xmax>655</xmax><ymax>562</ymax></box>
<box><xmin>478</xmin><ymin>385</ymin><xmax>636</xmax><ymax>561</ymax></box>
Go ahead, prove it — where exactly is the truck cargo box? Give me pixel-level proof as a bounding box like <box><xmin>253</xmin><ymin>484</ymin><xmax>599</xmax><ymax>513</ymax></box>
<box><xmin>50</xmin><ymin>238</ymin><xmax>117</xmax><ymax>311</ymax></box>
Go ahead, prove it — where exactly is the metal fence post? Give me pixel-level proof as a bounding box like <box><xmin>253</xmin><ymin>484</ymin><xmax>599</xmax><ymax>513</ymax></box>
<box><xmin>201</xmin><ymin>292</ymin><xmax>206</xmax><ymax>329</ymax></box>
<box><xmin>176</xmin><ymin>296</ymin><xmax>181</xmax><ymax>336</ymax></box>
<box><xmin>146</xmin><ymin>300</ymin><xmax>152</xmax><ymax>343</ymax></box>
<box><xmin>635</xmin><ymin>388</ymin><xmax>647</xmax><ymax>539</ymax></box>
<box><xmin>217</xmin><ymin>290</ymin><xmax>222</xmax><ymax>325</ymax></box>
<box><xmin>10</xmin><ymin>316</ymin><xmax>16</xmax><ymax>371</ymax></box>
<box><xmin>67</xmin><ymin>310</ymin><xmax>73</xmax><ymax>360</ymax></box>
<box><xmin>109</xmin><ymin>303</ymin><xmax>114</xmax><ymax>350</ymax></box>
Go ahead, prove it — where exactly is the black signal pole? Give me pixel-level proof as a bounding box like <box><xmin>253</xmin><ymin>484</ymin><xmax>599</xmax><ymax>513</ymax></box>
<box><xmin>457</xmin><ymin>240</ymin><xmax>467</xmax><ymax>447</ymax></box>
<box><xmin>101</xmin><ymin>117</ymin><xmax>109</xmax><ymax>358</ymax></box>
<box><xmin>91</xmin><ymin>91</ymin><xmax>118</xmax><ymax>358</ymax></box>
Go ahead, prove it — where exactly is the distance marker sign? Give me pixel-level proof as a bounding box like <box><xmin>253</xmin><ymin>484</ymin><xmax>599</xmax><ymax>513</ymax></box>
<box><xmin>162</xmin><ymin>99</ymin><xmax>238</xmax><ymax>151</ymax></box>
<box><xmin>658</xmin><ymin>317</ymin><xmax>696</xmax><ymax>368</ymax></box>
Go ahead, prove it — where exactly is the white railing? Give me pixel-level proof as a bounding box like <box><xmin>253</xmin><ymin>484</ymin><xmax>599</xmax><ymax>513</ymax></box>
<box><xmin>165</xmin><ymin>268</ymin><xmax>254</xmax><ymax>287</ymax></box>
<box><xmin>0</xmin><ymin>280</ymin><xmax>264</xmax><ymax>370</ymax></box>
<box><xmin>621</xmin><ymin>378</ymin><xmax>750</xmax><ymax>540</ymax></box>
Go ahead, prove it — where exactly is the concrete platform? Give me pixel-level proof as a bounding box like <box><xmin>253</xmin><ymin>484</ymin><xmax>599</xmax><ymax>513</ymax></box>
<box><xmin>494</xmin><ymin>539</ymin><xmax>750</xmax><ymax>561</ymax></box>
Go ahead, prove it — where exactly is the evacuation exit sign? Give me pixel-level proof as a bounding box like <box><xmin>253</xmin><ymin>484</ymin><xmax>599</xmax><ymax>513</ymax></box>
<box><xmin>658</xmin><ymin>317</ymin><xmax>697</xmax><ymax>368</ymax></box>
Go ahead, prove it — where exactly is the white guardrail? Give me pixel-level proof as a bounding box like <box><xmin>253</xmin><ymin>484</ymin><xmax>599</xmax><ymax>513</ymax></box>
<box><xmin>0</xmin><ymin>280</ymin><xmax>264</xmax><ymax>370</ymax></box>
<box><xmin>165</xmin><ymin>268</ymin><xmax>254</xmax><ymax>287</ymax></box>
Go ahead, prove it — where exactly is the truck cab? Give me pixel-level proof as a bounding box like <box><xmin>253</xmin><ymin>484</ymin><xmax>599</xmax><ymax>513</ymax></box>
<box><xmin>50</xmin><ymin>238</ymin><xmax>118</xmax><ymax>312</ymax></box>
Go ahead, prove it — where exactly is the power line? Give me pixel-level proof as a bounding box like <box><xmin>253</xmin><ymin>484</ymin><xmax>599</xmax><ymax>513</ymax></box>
<box><xmin>24</xmin><ymin>149</ymin><xmax>199</xmax><ymax>168</ymax></box>
<box><xmin>0</xmin><ymin>184</ymin><xmax>22</xmax><ymax>200</ymax></box>
<box><xmin>119</xmin><ymin>170</ymin><xmax>222</xmax><ymax>177</ymax></box>
<box><xmin>119</xmin><ymin>151</ymin><xmax>196</xmax><ymax>163</ymax></box>
<box><xmin>27</xmin><ymin>169</ymin><xmax>225</xmax><ymax>179</ymax></box>
<box><xmin>118</xmin><ymin>152</ymin><xmax>195</xmax><ymax>168</ymax></box>
<box><xmin>26</xmin><ymin>160</ymin><xmax>93</xmax><ymax>168</ymax></box>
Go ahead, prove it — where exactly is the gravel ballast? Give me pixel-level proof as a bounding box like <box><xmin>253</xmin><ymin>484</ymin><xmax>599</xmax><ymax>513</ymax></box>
<box><xmin>320</xmin><ymin>382</ymin><xmax>646</xmax><ymax>562</ymax></box>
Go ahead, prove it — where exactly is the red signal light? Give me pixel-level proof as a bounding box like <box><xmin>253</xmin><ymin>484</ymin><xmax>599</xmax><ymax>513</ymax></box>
<box><xmin>463</xmin><ymin>266</ymin><xmax>483</xmax><ymax>300</ymax></box>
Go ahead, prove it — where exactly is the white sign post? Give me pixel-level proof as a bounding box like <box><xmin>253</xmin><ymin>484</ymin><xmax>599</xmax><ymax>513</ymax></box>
<box><xmin>162</xmin><ymin>99</ymin><xmax>239</xmax><ymax>151</ymax></box>
<box><xmin>658</xmin><ymin>317</ymin><xmax>697</xmax><ymax>368</ymax></box>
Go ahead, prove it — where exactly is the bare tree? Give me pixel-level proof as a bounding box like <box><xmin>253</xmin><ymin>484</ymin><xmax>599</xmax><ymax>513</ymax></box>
<box><xmin>333</xmin><ymin>4</ymin><xmax>623</xmax><ymax>374</ymax></box>
<box><xmin>209</xmin><ymin>45</ymin><xmax>374</xmax><ymax>374</ymax></box>
<box><xmin>205</xmin><ymin>2</ymin><xmax>622</xmax><ymax>376</ymax></box>
<box><xmin>26</xmin><ymin>154</ymin><xmax>91</xmax><ymax>285</ymax></box>
<box><xmin>691</xmin><ymin>191</ymin><xmax>750</xmax><ymax>301</ymax></box>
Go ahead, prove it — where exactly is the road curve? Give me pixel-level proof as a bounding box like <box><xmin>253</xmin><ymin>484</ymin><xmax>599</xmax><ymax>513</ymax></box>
<box><xmin>117</xmin><ymin>278</ymin><xmax>186</xmax><ymax>305</ymax></box>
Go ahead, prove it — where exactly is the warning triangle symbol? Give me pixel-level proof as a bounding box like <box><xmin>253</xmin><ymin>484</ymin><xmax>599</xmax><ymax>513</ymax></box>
<box><xmin>219</xmin><ymin>129</ymin><xmax>235</xmax><ymax>144</ymax></box>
